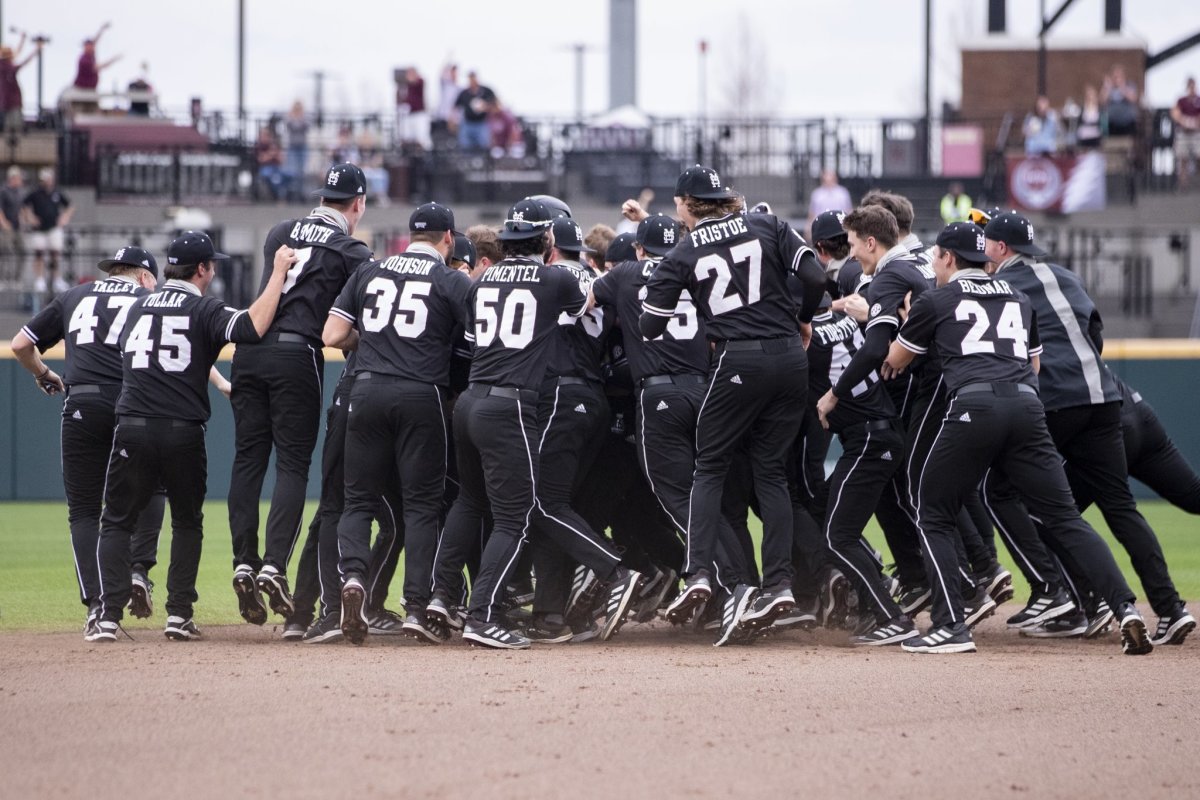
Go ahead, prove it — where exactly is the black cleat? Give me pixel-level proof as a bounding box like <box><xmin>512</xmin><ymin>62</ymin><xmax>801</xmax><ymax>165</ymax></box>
<box><xmin>129</xmin><ymin>571</ymin><xmax>154</xmax><ymax>619</ymax></box>
<box><xmin>740</xmin><ymin>585</ymin><xmax>795</xmax><ymax>631</ymax></box>
<box><xmin>463</xmin><ymin>619</ymin><xmax>531</xmax><ymax>650</ymax></box>
<box><xmin>164</xmin><ymin>616</ymin><xmax>202</xmax><ymax>641</ymax></box>
<box><xmin>522</xmin><ymin>614</ymin><xmax>574</xmax><ymax>644</ymax></box>
<box><xmin>1150</xmin><ymin>605</ymin><xmax>1195</xmax><ymax>646</ymax></box>
<box><xmin>665</xmin><ymin>572</ymin><xmax>713</xmax><ymax>626</ymax></box>
<box><xmin>598</xmin><ymin>568</ymin><xmax>644</xmax><ymax>641</ymax></box>
<box><xmin>1118</xmin><ymin>604</ymin><xmax>1153</xmax><ymax>656</ymax></box>
<box><xmin>302</xmin><ymin>613</ymin><xmax>344</xmax><ymax>644</ymax></box>
<box><xmin>401</xmin><ymin>609</ymin><xmax>450</xmax><ymax>644</ymax></box>
<box><xmin>340</xmin><ymin>576</ymin><xmax>369</xmax><ymax>645</ymax></box>
<box><xmin>1006</xmin><ymin>587</ymin><xmax>1075</xmax><ymax>629</ymax></box>
<box><xmin>255</xmin><ymin>566</ymin><xmax>295</xmax><ymax>619</ymax></box>
<box><xmin>426</xmin><ymin>596</ymin><xmax>466</xmax><ymax>631</ymax></box>
<box><xmin>851</xmin><ymin>616</ymin><xmax>919</xmax><ymax>646</ymax></box>
<box><xmin>901</xmin><ymin>623</ymin><xmax>976</xmax><ymax>654</ymax></box>
<box><xmin>713</xmin><ymin>584</ymin><xmax>758</xmax><ymax>647</ymax></box>
<box><xmin>233</xmin><ymin>565</ymin><xmax>268</xmax><ymax>626</ymax></box>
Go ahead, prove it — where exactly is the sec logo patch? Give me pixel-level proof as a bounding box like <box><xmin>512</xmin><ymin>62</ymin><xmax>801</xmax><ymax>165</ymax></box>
<box><xmin>870</xmin><ymin>303</ymin><xmax>882</xmax><ymax>317</ymax></box>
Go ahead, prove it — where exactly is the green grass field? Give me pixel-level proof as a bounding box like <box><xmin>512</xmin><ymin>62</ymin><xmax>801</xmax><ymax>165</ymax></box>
<box><xmin>1</xmin><ymin>500</ymin><xmax>1197</xmax><ymax>632</ymax></box>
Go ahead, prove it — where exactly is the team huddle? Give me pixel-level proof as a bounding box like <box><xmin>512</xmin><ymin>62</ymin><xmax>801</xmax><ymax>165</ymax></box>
<box><xmin>12</xmin><ymin>161</ymin><xmax>1196</xmax><ymax>655</ymax></box>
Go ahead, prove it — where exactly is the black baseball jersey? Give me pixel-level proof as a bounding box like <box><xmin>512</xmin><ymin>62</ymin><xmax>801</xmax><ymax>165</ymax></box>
<box><xmin>593</xmin><ymin>259</ymin><xmax>708</xmax><ymax>383</ymax></box>
<box><xmin>808</xmin><ymin>309</ymin><xmax>894</xmax><ymax>432</ymax></box>
<box><xmin>548</xmin><ymin>260</ymin><xmax>609</xmax><ymax>382</ymax></box>
<box><xmin>994</xmin><ymin>256</ymin><xmax>1120</xmax><ymax>412</ymax></box>
<box><xmin>21</xmin><ymin>276</ymin><xmax>149</xmax><ymax>386</ymax></box>
<box><xmin>330</xmin><ymin>245</ymin><xmax>471</xmax><ymax>386</ymax></box>
<box><xmin>465</xmin><ymin>257</ymin><xmax>589</xmax><ymax>390</ymax></box>
<box><xmin>896</xmin><ymin>270</ymin><xmax>1043</xmax><ymax>393</ymax></box>
<box><xmin>642</xmin><ymin>212</ymin><xmax>824</xmax><ymax>340</ymax></box>
<box><xmin>116</xmin><ymin>280</ymin><xmax>262</xmax><ymax>422</ymax></box>
<box><xmin>864</xmin><ymin>246</ymin><xmax>936</xmax><ymax>336</ymax></box>
<box><xmin>833</xmin><ymin>257</ymin><xmax>868</xmax><ymax>299</ymax></box>
<box><xmin>260</xmin><ymin>207</ymin><xmax>373</xmax><ymax>341</ymax></box>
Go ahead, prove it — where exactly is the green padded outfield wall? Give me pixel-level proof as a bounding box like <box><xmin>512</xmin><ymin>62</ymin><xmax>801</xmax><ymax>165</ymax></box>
<box><xmin>1</xmin><ymin>344</ymin><xmax>1198</xmax><ymax>501</ymax></box>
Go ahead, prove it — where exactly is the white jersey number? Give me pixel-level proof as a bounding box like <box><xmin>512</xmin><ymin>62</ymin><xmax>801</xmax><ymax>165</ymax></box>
<box><xmin>475</xmin><ymin>287</ymin><xmax>537</xmax><ymax>349</ymax></box>
<box><xmin>360</xmin><ymin>277</ymin><xmax>431</xmax><ymax>339</ymax></box>
<box><xmin>694</xmin><ymin>240</ymin><xmax>763</xmax><ymax>316</ymax></box>
<box><xmin>125</xmin><ymin>315</ymin><xmax>193</xmax><ymax>372</ymax></box>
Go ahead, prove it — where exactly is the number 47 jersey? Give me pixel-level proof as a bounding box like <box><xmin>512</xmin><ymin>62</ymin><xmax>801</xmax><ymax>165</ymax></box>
<box><xmin>895</xmin><ymin>271</ymin><xmax>1043</xmax><ymax>393</ymax></box>
<box><xmin>465</xmin><ymin>257</ymin><xmax>590</xmax><ymax>390</ymax></box>
<box><xmin>117</xmin><ymin>279</ymin><xmax>263</xmax><ymax>422</ymax></box>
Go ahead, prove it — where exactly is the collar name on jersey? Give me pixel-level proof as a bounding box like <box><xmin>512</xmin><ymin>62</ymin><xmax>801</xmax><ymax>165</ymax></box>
<box><xmin>956</xmin><ymin>277</ymin><xmax>1015</xmax><ymax>296</ymax></box>
<box><xmin>379</xmin><ymin>255</ymin><xmax>436</xmax><ymax>276</ymax></box>
<box><xmin>688</xmin><ymin>215</ymin><xmax>748</xmax><ymax>248</ymax></box>
<box><xmin>813</xmin><ymin>314</ymin><xmax>860</xmax><ymax>347</ymax></box>
<box><xmin>289</xmin><ymin>220</ymin><xmax>337</xmax><ymax>244</ymax></box>
<box><xmin>142</xmin><ymin>291</ymin><xmax>188</xmax><ymax>308</ymax></box>
<box><xmin>481</xmin><ymin>263</ymin><xmax>541</xmax><ymax>283</ymax></box>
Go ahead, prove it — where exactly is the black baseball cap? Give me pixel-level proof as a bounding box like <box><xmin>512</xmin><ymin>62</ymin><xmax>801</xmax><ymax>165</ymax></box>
<box><xmin>498</xmin><ymin>198</ymin><xmax>555</xmax><ymax>241</ymax></box>
<box><xmin>314</xmin><ymin>162</ymin><xmax>367</xmax><ymax>200</ymax></box>
<box><xmin>409</xmin><ymin>202</ymin><xmax>456</xmax><ymax>233</ymax></box>
<box><xmin>98</xmin><ymin>245</ymin><xmax>159</xmax><ymax>278</ymax></box>
<box><xmin>551</xmin><ymin>217</ymin><xmax>594</xmax><ymax>254</ymax></box>
<box><xmin>984</xmin><ymin>212</ymin><xmax>1048</xmax><ymax>258</ymax></box>
<box><xmin>674</xmin><ymin>164</ymin><xmax>738</xmax><ymax>200</ymax></box>
<box><xmin>166</xmin><ymin>231</ymin><xmax>229</xmax><ymax>267</ymax></box>
<box><xmin>935</xmin><ymin>222</ymin><xmax>991</xmax><ymax>264</ymax></box>
<box><xmin>636</xmin><ymin>214</ymin><xmax>683</xmax><ymax>257</ymax></box>
<box><xmin>525</xmin><ymin>194</ymin><xmax>572</xmax><ymax>219</ymax></box>
<box><xmin>452</xmin><ymin>233</ymin><xmax>476</xmax><ymax>268</ymax></box>
<box><xmin>605</xmin><ymin>232</ymin><xmax>638</xmax><ymax>263</ymax></box>
<box><xmin>811</xmin><ymin>210</ymin><xmax>848</xmax><ymax>243</ymax></box>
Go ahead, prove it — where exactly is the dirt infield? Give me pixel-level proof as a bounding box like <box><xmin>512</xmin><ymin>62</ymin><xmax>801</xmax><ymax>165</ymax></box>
<box><xmin>1</xmin><ymin>609</ymin><xmax>1195</xmax><ymax>799</ymax></box>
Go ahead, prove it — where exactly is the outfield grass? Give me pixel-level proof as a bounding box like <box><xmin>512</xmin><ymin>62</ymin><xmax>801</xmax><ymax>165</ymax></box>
<box><xmin>1</xmin><ymin>500</ymin><xmax>1197</xmax><ymax>632</ymax></box>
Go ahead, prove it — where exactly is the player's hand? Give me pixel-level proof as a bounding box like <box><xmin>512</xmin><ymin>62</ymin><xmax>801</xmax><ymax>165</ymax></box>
<box><xmin>816</xmin><ymin>389</ymin><xmax>837</xmax><ymax>430</ymax></box>
<box><xmin>273</xmin><ymin>245</ymin><xmax>298</xmax><ymax>274</ymax></box>
<box><xmin>899</xmin><ymin>291</ymin><xmax>913</xmax><ymax>322</ymax></box>
<box><xmin>621</xmin><ymin>199</ymin><xmax>649</xmax><ymax>223</ymax></box>
<box><xmin>799</xmin><ymin>321</ymin><xmax>812</xmax><ymax>349</ymax></box>
<box><xmin>880</xmin><ymin>358</ymin><xmax>906</xmax><ymax>381</ymax></box>
<box><xmin>836</xmin><ymin>293</ymin><xmax>869</xmax><ymax>323</ymax></box>
<box><xmin>36</xmin><ymin>369</ymin><xmax>64</xmax><ymax>396</ymax></box>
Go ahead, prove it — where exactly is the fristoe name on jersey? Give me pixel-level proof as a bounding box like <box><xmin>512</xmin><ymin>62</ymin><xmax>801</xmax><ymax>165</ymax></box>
<box><xmin>20</xmin><ymin>277</ymin><xmax>149</xmax><ymax>386</ymax></box>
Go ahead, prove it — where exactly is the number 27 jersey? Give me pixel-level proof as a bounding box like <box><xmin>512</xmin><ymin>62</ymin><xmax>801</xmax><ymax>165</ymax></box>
<box><xmin>465</xmin><ymin>257</ymin><xmax>588</xmax><ymax>390</ymax></box>
<box><xmin>896</xmin><ymin>272</ymin><xmax>1043</xmax><ymax>393</ymax></box>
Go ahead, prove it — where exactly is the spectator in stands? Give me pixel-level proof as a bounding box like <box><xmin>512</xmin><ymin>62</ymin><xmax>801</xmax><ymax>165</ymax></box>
<box><xmin>0</xmin><ymin>34</ymin><xmax>40</xmax><ymax>133</ymax></box>
<box><xmin>254</xmin><ymin>126</ymin><xmax>287</xmax><ymax>201</ymax></box>
<box><xmin>1171</xmin><ymin>77</ymin><xmax>1200</xmax><ymax>190</ymax></box>
<box><xmin>284</xmin><ymin>100</ymin><xmax>309</xmax><ymax>200</ymax></box>
<box><xmin>454</xmin><ymin>71</ymin><xmax>496</xmax><ymax>151</ymax></box>
<box><xmin>807</xmin><ymin>169</ymin><xmax>852</xmax><ymax>221</ymax></box>
<box><xmin>1072</xmin><ymin>85</ymin><xmax>1105</xmax><ymax>150</ymax></box>
<box><xmin>21</xmin><ymin>168</ymin><xmax>72</xmax><ymax>295</ymax></box>
<box><xmin>357</xmin><ymin>118</ymin><xmax>391</xmax><ymax>204</ymax></box>
<box><xmin>435</xmin><ymin>64</ymin><xmax>460</xmax><ymax>138</ymax></box>
<box><xmin>487</xmin><ymin>98</ymin><xmax>524</xmax><ymax>158</ymax></box>
<box><xmin>0</xmin><ymin>166</ymin><xmax>25</xmax><ymax>282</ymax></box>
<box><xmin>331</xmin><ymin>121</ymin><xmax>361</xmax><ymax>166</ymax></box>
<box><xmin>127</xmin><ymin>62</ymin><xmax>154</xmax><ymax>116</ymax></box>
<box><xmin>73</xmin><ymin>22</ymin><xmax>121</xmax><ymax>93</ymax></box>
<box><xmin>1101</xmin><ymin>64</ymin><xmax>1139</xmax><ymax>137</ymax></box>
<box><xmin>939</xmin><ymin>182</ymin><xmax>972</xmax><ymax>225</ymax></box>
<box><xmin>397</xmin><ymin>66</ymin><xmax>430</xmax><ymax>150</ymax></box>
<box><xmin>583</xmin><ymin>224</ymin><xmax>617</xmax><ymax>272</ymax></box>
<box><xmin>1022</xmin><ymin>94</ymin><xmax>1060</xmax><ymax>155</ymax></box>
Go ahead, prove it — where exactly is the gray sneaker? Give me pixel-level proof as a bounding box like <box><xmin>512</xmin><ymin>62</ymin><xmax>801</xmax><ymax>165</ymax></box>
<box><xmin>367</xmin><ymin>608</ymin><xmax>406</xmax><ymax>636</ymax></box>
<box><xmin>302</xmin><ymin>613</ymin><xmax>344</xmax><ymax>644</ymax></box>
<box><xmin>164</xmin><ymin>616</ymin><xmax>202</xmax><ymax>641</ymax></box>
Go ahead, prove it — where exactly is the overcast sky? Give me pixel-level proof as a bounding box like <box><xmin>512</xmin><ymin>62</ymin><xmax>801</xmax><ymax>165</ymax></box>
<box><xmin>6</xmin><ymin>0</ymin><xmax>1197</xmax><ymax>121</ymax></box>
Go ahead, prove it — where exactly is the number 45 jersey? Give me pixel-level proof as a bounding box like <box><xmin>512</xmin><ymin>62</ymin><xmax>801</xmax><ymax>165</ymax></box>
<box><xmin>329</xmin><ymin>244</ymin><xmax>472</xmax><ymax>385</ymax></box>
<box><xmin>465</xmin><ymin>256</ymin><xmax>590</xmax><ymax>390</ymax></box>
<box><xmin>20</xmin><ymin>275</ymin><xmax>148</xmax><ymax>386</ymax></box>
<box><xmin>895</xmin><ymin>270</ymin><xmax>1043</xmax><ymax>393</ymax></box>
<box><xmin>642</xmin><ymin>212</ymin><xmax>823</xmax><ymax>340</ymax></box>
<box><xmin>117</xmin><ymin>279</ymin><xmax>263</xmax><ymax>422</ymax></box>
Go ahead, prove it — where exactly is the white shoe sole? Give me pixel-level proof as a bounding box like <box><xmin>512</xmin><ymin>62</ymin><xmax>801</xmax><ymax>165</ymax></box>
<box><xmin>741</xmin><ymin>595</ymin><xmax>796</xmax><ymax>630</ymax></box>
<box><xmin>301</xmin><ymin>629</ymin><xmax>344</xmax><ymax>644</ymax></box>
<box><xmin>853</xmin><ymin>628</ymin><xmax>920</xmax><ymax>646</ymax></box>
<box><xmin>1021</xmin><ymin>624</ymin><xmax>1087</xmax><ymax>638</ymax></box>
<box><xmin>164</xmin><ymin>628</ymin><xmax>200</xmax><ymax>641</ymax></box>
<box><xmin>965</xmin><ymin>597</ymin><xmax>998</xmax><ymax>629</ymax></box>
<box><xmin>1150</xmin><ymin>616</ymin><xmax>1196</xmax><ymax>646</ymax></box>
<box><xmin>665</xmin><ymin>584</ymin><xmax>711</xmax><ymax>625</ymax></box>
<box><xmin>463</xmin><ymin>629</ymin><xmax>531</xmax><ymax>650</ymax></box>
<box><xmin>401</xmin><ymin>622</ymin><xmax>448</xmax><ymax>644</ymax></box>
<box><xmin>599</xmin><ymin>572</ymin><xmax>643</xmax><ymax>642</ymax></box>
<box><xmin>1120</xmin><ymin>615</ymin><xmax>1153</xmax><ymax>655</ymax></box>
<box><xmin>1007</xmin><ymin>600</ymin><xmax>1075</xmax><ymax>629</ymax></box>
<box><xmin>902</xmin><ymin>641</ymin><xmax>977</xmax><ymax>654</ymax></box>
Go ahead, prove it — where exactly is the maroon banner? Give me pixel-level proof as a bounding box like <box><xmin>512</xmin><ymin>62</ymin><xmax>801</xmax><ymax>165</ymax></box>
<box><xmin>1006</xmin><ymin>153</ymin><xmax>1106</xmax><ymax>214</ymax></box>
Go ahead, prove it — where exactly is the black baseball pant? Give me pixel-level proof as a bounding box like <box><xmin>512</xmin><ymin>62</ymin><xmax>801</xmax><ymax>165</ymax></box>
<box><xmin>979</xmin><ymin>467</ymin><xmax>1067</xmax><ymax>593</ymax></box>
<box><xmin>1046</xmin><ymin>401</ymin><xmax>1181</xmax><ymax>616</ymax></box>
<box><xmin>228</xmin><ymin>336</ymin><xmax>324</xmax><ymax>573</ymax></box>
<box><xmin>434</xmin><ymin>384</ymin><xmax>619</xmax><ymax>624</ymax></box>
<box><xmin>687</xmin><ymin>337</ymin><xmax>806</xmax><ymax>590</ymax></box>
<box><xmin>338</xmin><ymin>374</ymin><xmax>445</xmax><ymax>610</ymax></box>
<box><xmin>97</xmin><ymin>417</ymin><xmax>208</xmax><ymax>623</ymax></box>
<box><xmin>914</xmin><ymin>385</ymin><xmax>1136</xmax><ymax>629</ymax></box>
<box><xmin>825</xmin><ymin>419</ymin><xmax>907</xmax><ymax>623</ymax></box>
<box><xmin>61</xmin><ymin>385</ymin><xmax>164</xmax><ymax>607</ymax></box>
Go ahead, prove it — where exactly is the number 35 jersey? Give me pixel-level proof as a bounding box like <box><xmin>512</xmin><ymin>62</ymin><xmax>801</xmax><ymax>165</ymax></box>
<box><xmin>465</xmin><ymin>257</ymin><xmax>589</xmax><ymax>390</ymax></box>
<box><xmin>895</xmin><ymin>270</ymin><xmax>1043</xmax><ymax>393</ymax></box>
<box><xmin>20</xmin><ymin>276</ymin><xmax>149</xmax><ymax>386</ymax></box>
<box><xmin>641</xmin><ymin>212</ymin><xmax>821</xmax><ymax>340</ymax></box>
<box><xmin>592</xmin><ymin>258</ymin><xmax>708</xmax><ymax>384</ymax></box>
<box><xmin>330</xmin><ymin>245</ymin><xmax>472</xmax><ymax>385</ymax></box>
<box><xmin>117</xmin><ymin>279</ymin><xmax>262</xmax><ymax>422</ymax></box>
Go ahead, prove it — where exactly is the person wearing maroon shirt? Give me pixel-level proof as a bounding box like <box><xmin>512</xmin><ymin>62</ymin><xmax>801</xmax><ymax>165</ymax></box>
<box><xmin>0</xmin><ymin>34</ymin><xmax>41</xmax><ymax>133</ymax></box>
<box><xmin>1171</xmin><ymin>77</ymin><xmax>1200</xmax><ymax>190</ymax></box>
<box><xmin>73</xmin><ymin>22</ymin><xmax>121</xmax><ymax>94</ymax></box>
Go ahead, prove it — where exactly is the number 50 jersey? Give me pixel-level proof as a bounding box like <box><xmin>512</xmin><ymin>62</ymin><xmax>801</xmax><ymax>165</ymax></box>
<box><xmin>465</xmin><ymin>256</ymin><xmax>589</xmax><ymax>390</ymax></box>
<box><xmin>896</xmin><ymin>271</ymin><xmax>1043</xmax><ymax>393</ymax></box>
<box><xmin>117</xmin><ymin>279</ymin><xmax>263</xmax><ymax>422</ymax></box>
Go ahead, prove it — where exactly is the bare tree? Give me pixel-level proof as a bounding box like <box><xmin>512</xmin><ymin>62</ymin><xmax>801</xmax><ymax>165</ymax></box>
<box><xmin>716</xmin><ymin>13</ymin><xmax>782</xmax><ymax>119</ymax></box>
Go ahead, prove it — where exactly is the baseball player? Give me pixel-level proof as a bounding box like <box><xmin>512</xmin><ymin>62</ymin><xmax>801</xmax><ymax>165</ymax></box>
<box><xmin>983</xmin><ymin>212</ymin><xmax>1192</xmax><ymax>647</ymax></box>
<box><xmin>11</xmin><ymin>246</ymin><xmax>168</xmax><ymax>635</ymax></box>
<box><xmin>89</xmin><ymin>232</ymin><xmax>295</xmax><ymax>641</ymax></box>
<box><xmin>882</xmin><ymin>222</ymin><xmax>1152</xmax><ymax>655</ymax></box>
<box><xmin>226</xmin><ymin>163</ymin><xmax>372</xmax><ymax>626</ymax></box>
<box><xmin>322</xmin><ymin>202</ymin><xmax>471</xmax><ymax>645</ymax></box>
<box><xmin>429</xmin><ymin>198</ymin><xmax>642</xmax><ymax>649</ymax></box>
<box><xmin>640</xmin><ymin>165</ymin><xmax>826</xmax><ymax>641</ymax></box>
